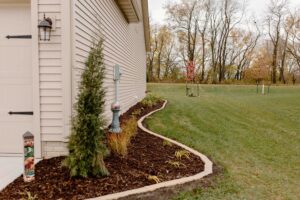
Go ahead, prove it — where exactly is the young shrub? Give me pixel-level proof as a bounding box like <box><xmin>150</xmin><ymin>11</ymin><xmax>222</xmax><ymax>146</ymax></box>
<box><xmin>64</xmin><ymin>39</ymin><xmax>109</xmax><ymax>177</ymax></box>
<box><xmin>166</xmin><ymin>160</ymin><xmax>186</xmax><ymax>168</ymax></box>
<box><xmin>107</xmin><ymin>133</ymin><xmax>128</xmax><ymax>156</ymax></box>
<box><xmin>131</xmin><ymin>109</ymin><xmax>141</xmax><ymax>117</ymax></box>
<box><xmin>20</xmin><ymin>192</ymin><xmax>37</xmax><ymax>200</ymax></box>
<box><xmin>108</xmin><ymin>116</ymin><xmax>138</xmax><ymax>157</ymax></box>
<box><xmin>147</xmin><ymin>175</ymin><xmax>162</xmax><ymax>184</ymax></box>
<box><xmin>175</xmin><ymin>150</ymin><xmax>191</xmax><ymax>160</ymax></box>
<box><xmin>141</xmin><ymin>94</ymin><xmax>163</xmax><ymax>107</ymax></box>
<box><xmin>122</xmin><ymin>116</ymin><xmax>138</xmax><ymax>138</ymax></box>
<box><xmin>163</xmin><ymin>140</ymin><xmax>173</xmax><ymax>147</ymax></box>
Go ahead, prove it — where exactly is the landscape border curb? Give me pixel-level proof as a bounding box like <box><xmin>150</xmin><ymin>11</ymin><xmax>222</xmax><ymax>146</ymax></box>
<box><xmin>90</xmin><ymin>100</ymin><xmax>213</xmax><ymax>200</ymax></box>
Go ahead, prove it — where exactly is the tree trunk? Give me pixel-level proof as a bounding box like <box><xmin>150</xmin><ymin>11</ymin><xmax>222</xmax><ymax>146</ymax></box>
<box><xmin>157</xmin><ymin>53</ymin><xmax>161</xmax><ymax>80</ymax></box>
<box><xmin>279</xmin><ymin>33</ymin><xmax>288</xmax><ymax>84</ymax></box>
<box><xmin>147</xmin><ymin>59</ymin><xmax>154</xmax><ymax>82</ymax></box>
<box><xmin>201</xmin><ymin>34</ymin><xmax>205</xmax><ymax>82</ymax></box>
<box><xmin>272</xmin><ymin>45</ymin><xmax>278</xmax><ymax>84</ymax></box>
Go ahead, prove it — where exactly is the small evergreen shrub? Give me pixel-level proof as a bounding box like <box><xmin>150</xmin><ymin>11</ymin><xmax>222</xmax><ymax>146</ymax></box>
<box><xmin>64</xmin><ymin>39</ymin><xmax>109</xmax><ymax>177</ymax></box>
<box><xmin>108</xmin><ymin>116</ymin><xmax>137</xmax><ymax>156</ymax></box>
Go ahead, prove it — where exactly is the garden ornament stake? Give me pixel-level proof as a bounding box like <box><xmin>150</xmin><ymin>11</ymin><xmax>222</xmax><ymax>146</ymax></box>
<box><xmin>23</xmin><ymin>131</ymin><xmax>35</xmax><ymax>182</ymax></box>
<box><xmin>109</xmin><ymin>65</ymin><xmax>122</xmax><ymax>133</ymax></box>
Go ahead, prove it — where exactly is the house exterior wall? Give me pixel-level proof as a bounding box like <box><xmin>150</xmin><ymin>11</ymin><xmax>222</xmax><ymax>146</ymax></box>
<box><xmin>72</xmin><ymin>0</ymin><xmax>147</xmax><ymax>122</ymax></box>
<box><xmin>41</xmin><ymin>0</ymin><xmax>147</xmax><ymax>157</ymax></box>
<box><xmin>37</xmin><ymin>0</ymin><xmax>70</xmax><ymax>157</ymax></box>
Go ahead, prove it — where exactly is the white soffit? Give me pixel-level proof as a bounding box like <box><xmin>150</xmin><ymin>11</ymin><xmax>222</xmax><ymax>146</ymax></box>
<box><xmin>115</xmin><ymin>0</ymin><xmax>140</xmax><ymax>23</ymax></box>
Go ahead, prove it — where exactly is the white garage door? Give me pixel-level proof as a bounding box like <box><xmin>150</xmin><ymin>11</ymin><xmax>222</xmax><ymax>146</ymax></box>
<box><xmin>0</xmin><ymin>4</ymin><xmax>33</xmax><ymax>156</ymax></box>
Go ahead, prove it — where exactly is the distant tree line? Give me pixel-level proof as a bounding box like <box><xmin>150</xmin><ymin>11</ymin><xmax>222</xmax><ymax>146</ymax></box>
<box><xmin>147</xmin><ymin>0</ymin><xmax>300</xmax><ymax>84</ymax></box>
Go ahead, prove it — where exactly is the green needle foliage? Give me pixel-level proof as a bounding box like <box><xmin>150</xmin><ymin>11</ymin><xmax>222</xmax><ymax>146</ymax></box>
<box><xmin>64</xmin><ymin>38</ymin><xmax>109</xmax><ymax>177</ymax></box>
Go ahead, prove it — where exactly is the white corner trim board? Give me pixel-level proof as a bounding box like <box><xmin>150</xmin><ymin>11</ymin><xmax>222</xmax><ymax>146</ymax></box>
<box><xmin>90</xmin><ymin>100</ymin><xmax>213</xmax><ymax>200</ymax></box>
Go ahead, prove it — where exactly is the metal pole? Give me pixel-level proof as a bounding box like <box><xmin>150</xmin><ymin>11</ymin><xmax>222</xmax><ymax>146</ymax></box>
<box><xmin>115</xmin><ymin>78</ymin><xmax>119</xmax><ymax>102</ymax></box>
<box><xmin>110</xmin><ymin>65</ymin><xmax>122</xmax><ymax>133</ymax></box>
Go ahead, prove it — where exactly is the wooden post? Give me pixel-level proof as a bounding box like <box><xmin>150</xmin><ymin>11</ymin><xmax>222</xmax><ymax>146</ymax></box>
<box><xmin>23</xmin><ymin>131</ymin><xmax>35</xmax><ymax>182</ymax></box>
<box><xmin>197</xmin><ymin>81</ymin><xmax>200</xmax><ymax>97</ymax></box>
<box><xmin>262</xmin><ymin>80</ymin><xmax>265</xmax><ymax>95</ymax></box>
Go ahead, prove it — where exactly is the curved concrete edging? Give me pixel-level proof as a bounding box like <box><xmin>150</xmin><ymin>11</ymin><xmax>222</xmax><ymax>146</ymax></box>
<box><xmin>89</xmin><ymin>100</ymin><xmax>213</xmax><ymax>200</ymax></box>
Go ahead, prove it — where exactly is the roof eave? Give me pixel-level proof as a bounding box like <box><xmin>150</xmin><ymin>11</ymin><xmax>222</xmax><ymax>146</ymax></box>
<box><xmin>115</xmin><ymin>0</ymin><xmax>140</xmax><ymax>23</ymax></box>
<box><xmin>141</xmin><ymin>0</ymin><xmax>150</xmax><ymax>52</ymax></box>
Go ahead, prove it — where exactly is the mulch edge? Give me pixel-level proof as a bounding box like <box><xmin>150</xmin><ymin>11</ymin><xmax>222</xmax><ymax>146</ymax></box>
<box><xmin>89</xmin><ymin>100</ymin><xmax>213</xmax><ymax>200</ymax></box>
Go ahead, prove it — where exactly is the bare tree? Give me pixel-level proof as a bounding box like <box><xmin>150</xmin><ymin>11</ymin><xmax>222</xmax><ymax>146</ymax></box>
<box><xmin>217</xmin><ymin>0</ymin><xmax>245</xmax><ymax>82</ymax></box>
<box><xmin>147</xmin><ymin>0</ymin><xmax>299</xmax><ymax>84</ymax></box>
<box><xmin>286</xmin><ymin>9</ymin><xmax>300</xmax><ymax>69</ymax></box>
<box><xmin>156</xmin><ymin>26</ymin><xmax>166</xmax><ymax>80</ymax></box>
<box><xmin>206</xmin><ymin>0</ymin><xmax>245</xmax><ymax>83</ymax></box>
<box><xmin>266</xmin><ymin>0</ymin><xmax>288</xmax><ymax>83</ymax></box>
<box><xmin>208</xmin><ymin>0</ymin><xmax>221</xmax><ymax>83</ymax></box>
<box><xmin>198</xmin><ymin>0</ymin><xmax>210</xmax><ymax>82</ymax></box>
<box><xmin>279</xmin><ymin>16</ymin><xmax>293</xmax><ymax>83</ymax></box>
<box><xmin>229</xmin><ymin>21</ymin><xmax>260</xmax><ymax>80</ymax></box>
<box><xmin>166</xmin><ymin>0</ymin><xmax>200</xmax><ymax>67</ymax></box>
<box><xmin>163</xmin><ymin>39</ymin><xmax>176</xmax><ymax>79</ymax></box>
<box><xmin>147</xmin><ymin>23</ymin><xmax>159</xmax><ymax>81</ymax></box>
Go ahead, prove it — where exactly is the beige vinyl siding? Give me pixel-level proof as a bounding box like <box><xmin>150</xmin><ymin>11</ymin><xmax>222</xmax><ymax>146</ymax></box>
<box><xmin>38</xmin><ymin>0</ymin><xmax>64</xmax><ymax>140</ymax></box>
<box><xmin>73</xmin><ymin>0</ymin><xmax>147</xmax><ymax>122</ymax></box>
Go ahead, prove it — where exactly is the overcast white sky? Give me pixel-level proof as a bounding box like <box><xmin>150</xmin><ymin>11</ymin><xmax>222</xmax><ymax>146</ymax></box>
<box><xmin>148</xmin><ymin>0</ymin><xmax>300</xmax><ymax>24</ymax></box>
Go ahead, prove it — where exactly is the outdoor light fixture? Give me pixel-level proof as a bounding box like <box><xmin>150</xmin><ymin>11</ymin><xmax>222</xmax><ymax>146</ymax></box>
<box><xmin>38</xmin><ymin>14</ymin><xmax>52</xmax><ymax>41</ymax></box>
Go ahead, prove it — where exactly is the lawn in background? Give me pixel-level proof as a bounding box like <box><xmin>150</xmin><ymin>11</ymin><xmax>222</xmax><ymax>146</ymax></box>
<box><xmin>146</xmin><ymin>83</ymin><xmax>300</xmax><ymax>200</ymax></box>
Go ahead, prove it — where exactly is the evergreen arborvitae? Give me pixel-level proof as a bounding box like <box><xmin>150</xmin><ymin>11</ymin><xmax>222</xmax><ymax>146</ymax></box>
<box><xmin>64</xmin><ymin>39</ymin><xmax>109</xmax><ymax>177</ymax></box>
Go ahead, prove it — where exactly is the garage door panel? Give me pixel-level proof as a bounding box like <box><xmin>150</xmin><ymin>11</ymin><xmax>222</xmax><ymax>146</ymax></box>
<box><xmin>0</xmin><ymin>4</ymin><xmax>32</xmax><ymax>155</ymax></box>
<box><xmin>0</xmin><ymin>46</ymin><xmax>31</xmax><ymax>76</ymax></box>
<box><xmin>0</xmin><ymin>5</ymin><xmax>31</xmax><ymax>36</ymax></box>
<box><xmin>0</xmin><ymin>121</ymin><xmax>32</xmax><ymax>154</ymax></box>
<box><xmin>0</xmin><ymin>85</ymin><xmax>32</xmax><ymax>110</ymax></box>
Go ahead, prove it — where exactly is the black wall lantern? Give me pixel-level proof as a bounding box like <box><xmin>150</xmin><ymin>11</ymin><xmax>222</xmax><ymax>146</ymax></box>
<box><xmin>38</xmin><ymin>14</ymin><xmax>52</xmax><ymax>41</ymax></box>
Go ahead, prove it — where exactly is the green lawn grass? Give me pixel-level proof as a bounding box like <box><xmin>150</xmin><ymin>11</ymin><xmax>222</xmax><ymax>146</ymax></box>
<box><xmin>146</xmin><ymin>83</ymin><xmax>300</xmax><ymax>200</ymax></box>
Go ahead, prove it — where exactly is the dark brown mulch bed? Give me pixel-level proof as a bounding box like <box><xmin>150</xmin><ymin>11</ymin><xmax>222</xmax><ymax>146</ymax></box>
<box><xmin>0</xmin><ymin>101</ymin><xmax>205</xmax><ymax>200</ymax></box>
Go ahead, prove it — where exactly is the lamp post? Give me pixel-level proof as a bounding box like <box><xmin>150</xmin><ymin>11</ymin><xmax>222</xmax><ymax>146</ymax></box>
<box><xmin>109</xmin><ymin>65</ymin><xmax>122</xmax><ymax>133</ymax></box>
<box><xmin>38</xmin><ymin>14</ymin><xmax>52</xmax><ymax>41</ymax></box>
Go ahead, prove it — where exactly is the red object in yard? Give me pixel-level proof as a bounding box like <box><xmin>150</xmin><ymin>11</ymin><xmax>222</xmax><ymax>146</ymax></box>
<box><xmin>186</xmin><ymin>61</ymin><xmax>195</xmax><ymax>81</ymax></box>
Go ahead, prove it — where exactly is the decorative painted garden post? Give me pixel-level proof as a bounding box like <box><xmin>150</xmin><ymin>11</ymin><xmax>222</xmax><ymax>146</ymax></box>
<box><xmin>109</xmin><ymin>65</ymin><xmax>122</xmax><ymax>133</ymax></box>
<box><xmin>23</xmin><ymin>131</ymin><xmax>35</xmax><ymax>182</ymax></box>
